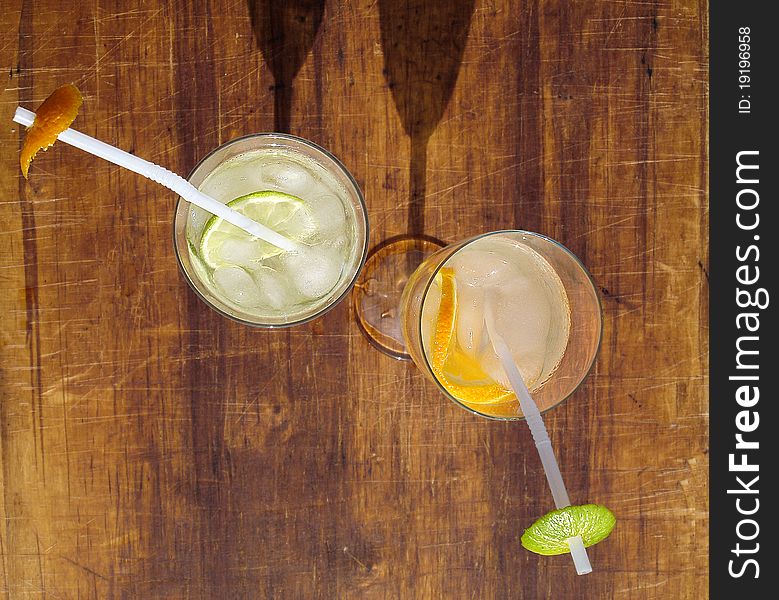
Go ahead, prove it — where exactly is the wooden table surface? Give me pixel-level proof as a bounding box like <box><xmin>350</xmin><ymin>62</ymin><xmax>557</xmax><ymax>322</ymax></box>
<box><xmin>0</xmin><ymin>1</ymin><xmax>708</xmax><ymax>598</ymax></box>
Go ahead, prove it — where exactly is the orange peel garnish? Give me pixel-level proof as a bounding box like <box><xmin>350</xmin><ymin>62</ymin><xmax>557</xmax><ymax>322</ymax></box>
<box><xmin>430</xmin><ymin>268</ymin><xmax>515</xmax><ymax>409</ymax></box>
<box><xmin>20</xmin><ymin>83</ymin><xmax>83</xmax><ymax>178</ymax></box>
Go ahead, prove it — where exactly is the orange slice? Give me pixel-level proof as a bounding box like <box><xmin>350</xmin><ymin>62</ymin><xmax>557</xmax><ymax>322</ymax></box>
<box><xmin>20</xmin><ymin>83</ymin><xmax>83</xmax><ymax>178</ymax></box>
<box><xmin>430</xmin><ymin>268</ymin><xmax>514</xmax><ymax>407</ymax></box>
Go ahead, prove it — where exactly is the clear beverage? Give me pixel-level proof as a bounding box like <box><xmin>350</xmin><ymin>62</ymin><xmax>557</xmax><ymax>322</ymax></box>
<box><xmin>400</xmin><ymin>231</ymin><xmax>601</xmax><ymax>419</ymax></box>
<box><xmin>174</xmin><ymin>134</ymin><xmax>368</xmax><ymax>326</ymax></box>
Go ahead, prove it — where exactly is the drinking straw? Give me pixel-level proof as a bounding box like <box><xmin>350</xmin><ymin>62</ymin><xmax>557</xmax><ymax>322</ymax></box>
<box><xmin>13</xmin><ymin>106</ymin><xmax>296</xmax><ymax>252</ymax></box>
<box><xmin>484</xmin><ymin>303</ymin><xmax>592</xmax><ymax>576</ymax></box>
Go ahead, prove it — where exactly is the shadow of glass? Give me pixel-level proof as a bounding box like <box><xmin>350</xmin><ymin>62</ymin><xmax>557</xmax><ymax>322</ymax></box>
<box><xmin>247</xmin><ymin>0</ymin><xmax>325</xmax><ymax>133</ymax></box>
<box><xmin>379</xmin><ymin>0</ymin><xmax>476</xmax><ymax>236</ymax></box>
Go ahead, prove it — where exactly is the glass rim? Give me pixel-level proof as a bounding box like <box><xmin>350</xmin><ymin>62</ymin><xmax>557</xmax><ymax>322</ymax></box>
<box><xmin>417</xmin><ymin>229</ymin><xmax>603</xmax><ymax>421</ymax></box>
<box><xmin>173</xmin><ymin>132</ymin><xmax>370</xmax><ymax>328</ymax></box>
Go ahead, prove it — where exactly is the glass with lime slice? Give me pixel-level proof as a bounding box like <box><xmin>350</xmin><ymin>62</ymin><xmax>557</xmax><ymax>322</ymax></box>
<box><xmin>174</xmin><ymin>134</ymin><xmax>369</xmax><ymax>327</ymax></box>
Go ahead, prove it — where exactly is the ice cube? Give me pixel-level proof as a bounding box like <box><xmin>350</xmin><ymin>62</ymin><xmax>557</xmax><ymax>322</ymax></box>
<box><xmin>455</xmin><ymin>283</ymin><xmax>487</xmax><ymax>360</ymax></box>
<box><xmin>280</xmin><ymin>206</ymin><xmax>317</xmax><ymax>241</ymax></box>
<box><xmin>212</xmin><ymin>266</ymin><xmax>262</xmax><ymax>308</ymax></box>
<box><xmin>218</xmin><ymin>238</ymin><xmax>265</xmax><ymax>267</ymax></box>
<box><xmin>281</xmin><ymin>245</ymin><xmax>344</xmax><ymax>300</ymax></box>
<box><xmin>310</xmin><ymin>194</ymin><xmax>347</xmax><ymax>236</ymax></box>
<box><xmin>252</xmin><ymin>266</ymin><xmax>294</xmax><ymax>310</ymax></box>
<box><xmin>261</xmin><ymin>161</ymin><xmax>315</xmax><ymax>197</ymax></box>
<box><xmin>448</xmin><ymin>248</ymin><xmax>516</xmax><ymax>288</ymax></box>
<box><xmin>480</xmin><ymin>285</ymin><xmax>552</xmax><ymax>390</ymax></box>
<box><xmin>188</xmin><ymin>206</ymin><xmax>211</xmax><ymax>240</ymax></box>
<box><xmin>199</xmin><ymin>159</ymin><xmax>264</xmax><ymax>201</ymax></box>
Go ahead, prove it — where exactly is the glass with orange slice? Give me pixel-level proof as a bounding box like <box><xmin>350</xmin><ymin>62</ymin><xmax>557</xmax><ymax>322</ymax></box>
<box><xmin>399</xmin><ymin>230</ymin><xmax>601</xmax><ymax>419</ymax></box>
<box><xmin>361</xmin><ymin>230</ymin><xmax>612</xmax><ymax>570</ymax></box>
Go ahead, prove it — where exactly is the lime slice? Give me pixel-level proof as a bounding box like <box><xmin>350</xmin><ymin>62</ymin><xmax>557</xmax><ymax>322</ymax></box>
<box><xmin>199</xmin><ymin>191</ymin><xmax>312</xmax><ymax>269</ymax></box>
<box><xmin>521</xmin><ymin>504</ymin><xmax>616</xmax><ymax>556</ymax></box>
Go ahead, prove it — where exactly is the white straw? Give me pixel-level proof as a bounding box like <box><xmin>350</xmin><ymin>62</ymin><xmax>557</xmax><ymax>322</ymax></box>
<box><xmin>565</xmin><ymin>536</ymin><xmax>591</xmax><ymax>575</ymax></box>
<box><xmin>484</xmin><ymin>302</ymin><xmax>592</xmax><ymax>576</ymax></box>
<box><xmin>13</xmin><ymin>106</ymin><xmax>296</xmax><ymax>252</ymax></box>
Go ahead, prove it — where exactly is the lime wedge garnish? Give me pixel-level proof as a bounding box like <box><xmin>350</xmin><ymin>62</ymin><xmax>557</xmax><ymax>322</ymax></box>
<box><xmin>521</xmin><ymin>504</ymin><xmax>616</xmax><ymax>556</ymax></box>
<box><xmin>199</xmin><ymin>191</ymin><xmax>313</xmax><ymax>269</ymax></box>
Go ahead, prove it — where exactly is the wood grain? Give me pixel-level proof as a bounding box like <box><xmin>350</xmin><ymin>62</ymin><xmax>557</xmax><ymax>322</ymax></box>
<box><xmin>1</xmin><ymin>0</ymin><xmax>708</xmax><ymax>598</ymax></box>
